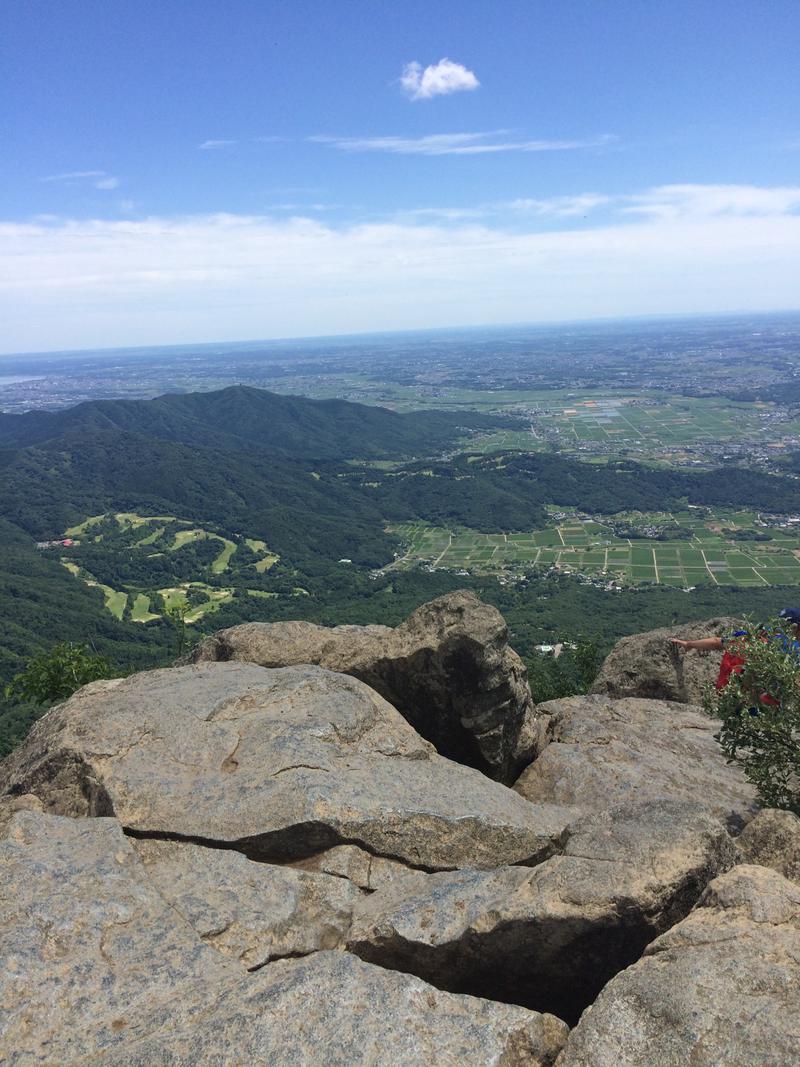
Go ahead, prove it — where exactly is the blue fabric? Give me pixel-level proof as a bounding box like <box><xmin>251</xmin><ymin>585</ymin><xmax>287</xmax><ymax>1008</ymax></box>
<box><xmin>723</xmin><ymin>629</ymin><xmax>800</xmax><ymax>656</ymax></box>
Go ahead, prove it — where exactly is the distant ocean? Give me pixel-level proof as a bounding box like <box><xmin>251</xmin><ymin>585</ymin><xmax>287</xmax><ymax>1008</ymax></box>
<box><xmin>0</xmin><ymin>375</ymin><xmax>44</xmax><ymax>385</ymax></box>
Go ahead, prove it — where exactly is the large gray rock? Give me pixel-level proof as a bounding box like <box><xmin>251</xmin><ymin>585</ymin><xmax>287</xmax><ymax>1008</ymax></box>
<box><xmin>0</xmin><ymin>810</ymin><xmax>569</xmax><ymax>1066</ymax></box>
<box><xmin>132</xmin><ymin>837</ymin><xmax>361</xmax><ymax>969</ymax></box>
<box><xmin>558</xmin><ymin>865</ymin><xmax>800</xmax><ymax>1066</ymax></box>
<box><xmin>93</xmin><ymin>951</ymin><xmax>570</xmax><ymax>1067</ymax></box>
<box><xmin>737</xmin><ymin>808</ymin><xmax>800</xmax><ymax>884</ymax></box>
<box><xmin>590</xmin><ymin>617</ymin><xmax>740</xmax><ymax>702</ymax></box>
<box><xmin>0</xmin><ymin>662</ymin><xmax>567</xmax><ymax>871</ymax></box>
<box><xmin>348</xmin><ymin>800</ymin><xmax>735</xmax><ymax>1025</ymax></box>
<box><xmin>513</xmin><ymin>695</ymin><xmax>756</xmax><ymax>829</ymax></box>
<box><xmin>0</xmin><ymin>809</ymin><xmax>241</xmax><ymax>1064</ymax></box>
<box><xmin>186</xmin><ymin>590</ymin><xmax>538</xmax><ymax>781</ymax></box>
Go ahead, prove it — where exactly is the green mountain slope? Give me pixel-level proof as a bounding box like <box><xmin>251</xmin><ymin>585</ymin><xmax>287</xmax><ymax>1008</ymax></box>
<box><xmin>0</xmin><ymin>385</ymin><xmax>496</xmax><ymax>459</ymax></box>
<box><xmin>0</xmin><ymin>430</ymin><xmax>393</xmax><ymax>564</ymax></box>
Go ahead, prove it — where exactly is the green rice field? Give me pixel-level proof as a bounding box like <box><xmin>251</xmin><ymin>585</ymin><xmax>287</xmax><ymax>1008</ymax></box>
<box><xmin>465</xmin><ymin>394</ymin><xmax>800</xmax><ymax>460</ymax></box>
<box><xmin>388</xmin><ymin>508</ymin><xmax>800</xmax><ymax>587</ymax></box>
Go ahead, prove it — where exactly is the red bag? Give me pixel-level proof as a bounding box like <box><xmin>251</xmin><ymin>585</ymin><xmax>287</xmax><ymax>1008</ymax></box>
<box><xmin>716</xmin><ymin>649</ymin><xmax>745</xmax><ymax>691</ymax></box>
<box><xmin>716</xmin><ymin>637</ymin><xmax>779</xmax><ymax>705</ymax></box>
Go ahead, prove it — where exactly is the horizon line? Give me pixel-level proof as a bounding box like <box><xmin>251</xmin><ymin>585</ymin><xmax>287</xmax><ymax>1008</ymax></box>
<box><xmin>3</xmin><ymin>306</ymin><xmax>800</xmax><ymax>361</ymax></box>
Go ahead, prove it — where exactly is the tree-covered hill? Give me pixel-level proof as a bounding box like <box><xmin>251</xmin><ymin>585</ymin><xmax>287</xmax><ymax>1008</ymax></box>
<box><xmin>0</xmin><ymin>431</ymin><xmax>392</xmax><ymax>564</ymax></box>
<box><xmin>0</xmin><ymin>385</ymin><xmax>499</xmax><ymax>459</ymax></box>
<box><xmin>470</xmin><ymin>452</ymin><xmax>800</xmax><ymax>515</ymax></box>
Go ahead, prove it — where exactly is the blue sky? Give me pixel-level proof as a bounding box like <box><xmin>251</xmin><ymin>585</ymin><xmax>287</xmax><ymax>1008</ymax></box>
<box><xmin>2</xmin><ymin>0</ymin><xmax>799</xmax><ymax>353</ymax></box>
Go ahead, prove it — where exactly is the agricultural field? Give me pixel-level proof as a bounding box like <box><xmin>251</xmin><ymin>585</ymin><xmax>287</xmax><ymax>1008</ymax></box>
<box><xmin>388</xmin><ymin>508</ymin><xmax>800</xmax><ymax>588</ymax></box>
<box><xmin>56</xmin><ymin>512</ymin><xmax>282</xmax><ymax>625</ymax></box>
<box><xmin>465</xmin><ymin>394</ymin><xmax>800</xmax><ymax>465</ymax></box>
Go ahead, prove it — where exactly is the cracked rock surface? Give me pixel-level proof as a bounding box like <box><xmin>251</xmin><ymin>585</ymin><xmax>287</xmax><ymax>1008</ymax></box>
<box><xmin>0</xmin><ymin>810</ymin><xmax>568</xmax><ymax>1067</ymax></box>
<box><xmin>0</xmin><ymin>661</ymin><xmax>567</xmax><ymax>870</ymax></box>
<box><xmin>513</xmin><ymin>695</ymin><xmax>756</xmax><ymax>828</ymax></box>
<box><xmin>288</xmin><ymin>841</ymin><xmax>431</xmax><ymax>894</ymax></box>
<box><xmin>132</xmin><ymin>837</ymin><xmax>361</xmax><ymax>969</ymax></box>
<box><xmin>347</xmin><ymin>800</ymin><xmax>735</xmax><ymax>1024</ymax></box>
<box><xmin>0</xmin><ymin>596</ymin><xmax>794</xmax><ymax>1065</ymax></box>
<box><xmin>186</xmin><ymin>589</ymin><xmax>538</xmax><ymax>781</ymax></box>
<box><xmin>558</xmin><ymin>865</ymin><xmax>800</xmax><ymax>1066</ymax></box>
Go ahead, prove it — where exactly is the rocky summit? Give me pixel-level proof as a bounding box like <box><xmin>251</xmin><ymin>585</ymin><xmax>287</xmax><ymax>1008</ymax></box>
<box><xmin>186</xmin><ymin>590</ymin><xmax>538</xmax><ymax>782</ymax></box>
<box><xmin>1</xmin><ymin>599</ymin><xmax>797</xmax><ymax>1066</ymax></box>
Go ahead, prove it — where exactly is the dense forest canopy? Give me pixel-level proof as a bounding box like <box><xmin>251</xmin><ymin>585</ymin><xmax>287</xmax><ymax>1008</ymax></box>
<box><xmin>0</xmin><ymin>384</ymin><xmax>500</xmax><ymax>457</ymax></box>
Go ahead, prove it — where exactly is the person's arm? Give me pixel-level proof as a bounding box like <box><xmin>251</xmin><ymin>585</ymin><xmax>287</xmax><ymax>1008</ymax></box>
<box><xmin>669</xmin><ymin>636</ymin><xmax>724</xmax><ymax>651</ymax></box>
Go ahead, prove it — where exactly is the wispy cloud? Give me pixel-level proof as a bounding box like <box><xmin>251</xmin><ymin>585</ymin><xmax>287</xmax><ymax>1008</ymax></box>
<box><xmin>265</xmin><ymin>203</ymin><xmax>338</xmax><ymax>213</ymax></box>
<box><xmin>396</xmin><ymin>206</ymin><xmax>485</xmax><ymax>222</ymax></box>
<box><xmin>199</xmin><ymin>139</ymin><xmax>236</xmax><ymax>150</ymax></box>
<box><xmin>42</xmin><ymin>170</ymin><xmax>121</xmax><ymax>190</ymax></box>
<box><xmin>311</xmin><ymin>131</ymin><xmax>615</xmax><ymax>156</ymax></box>
<box><xmin>626</xmin><ymin>184</ymin><xmax>800</xmax><ymax>219</ymax></box>
<box><xmin>413</xmin><ymin>187</ymin><xmax>800</xmax><ymax>223</ymax></box>
<box><xmin>505</xmin><ymin>194</ymin><xmax>613</xmax><ymax>217</ymax></box>
<box><xmin>400</xmin><ymin>58</ymin><xmax>479</xmax><ymax>100</ymax></box>
<box><xmin>43</xmin><ymin>170</ymin><xmax>106</xmax><ymax>181</ymax></box>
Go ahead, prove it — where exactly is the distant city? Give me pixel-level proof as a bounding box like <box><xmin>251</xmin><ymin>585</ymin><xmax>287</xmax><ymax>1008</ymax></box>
<box><xmin>3</xmin><ymin>313</ymin><xmax>800</xmax><ymax>475</ymax></box>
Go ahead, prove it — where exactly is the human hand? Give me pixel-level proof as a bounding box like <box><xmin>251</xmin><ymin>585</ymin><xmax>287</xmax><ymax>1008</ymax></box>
<box><xmin>669</xmin><ymin>638</ymin><xmax>691</xmax><ymax>651</ymax></box>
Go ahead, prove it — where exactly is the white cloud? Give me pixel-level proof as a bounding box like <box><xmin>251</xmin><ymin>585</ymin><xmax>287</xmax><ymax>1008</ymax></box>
<box><xmin>42</xmin><ymin>170</ymin><xmax>120</xmax><ymax>190</ymax></box>
<box><xmin>397</xmin><ymin>206</ymin><xmax>485</xmax><ymax>222</ymax></box>
<box><xmin>626</xmin><ymin>184</ymin><xmax>800</xmax><ymax>219</ymax></box>
<box><xmin>311</xmin><ymin>131</ymin><xmax>615</xmax><ymax>156</ymax></box>
<box><xmin>265</xmin><ymin>203</ymin><xmax>338</xmax><ymax>213</ymax></box>
<box><xmin>398</xmin><ymin>195</ymin><xmax>610</xmax><ymax>222</ymax></box>
<box><xmin>505</xmin><ymin>194</ymin><xmax>613</xmax><ymax>217</ymax></box>
<box><xmin>400</xmin><ymin>58</ymin><xmax>480</xmax><ymax>100</ymax></box>
<box><xmin>199</xmin><ymin>139</ymin><xmax>236</xmax><ymax>150</ymax></box>
<box><xmin>2</xmin><ymin>184</ymin><xmax>799</xmax><ymax>352</ymax></box>
<box><xmin>43</xmin><ymin>170</ymin><xmax>106</xmax><ymax>181</ymax></box>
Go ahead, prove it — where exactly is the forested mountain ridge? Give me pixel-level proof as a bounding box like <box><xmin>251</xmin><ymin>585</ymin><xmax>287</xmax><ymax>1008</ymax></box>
<box><xmin>0</xmin><ymin>384</ymin><xmax>498</xmax><ymax>459</ymax></box>
<box><xmin>1</xmin><ymin>429</ymin><xmax>392</xmax><ymax>564</ymax></box>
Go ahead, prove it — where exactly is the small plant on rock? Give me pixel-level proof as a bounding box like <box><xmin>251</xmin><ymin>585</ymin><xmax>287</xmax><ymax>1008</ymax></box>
<box><xmin>703</xmin><ymin>619</ymin><xmax>800</xmax><ymax>814</ymax></box>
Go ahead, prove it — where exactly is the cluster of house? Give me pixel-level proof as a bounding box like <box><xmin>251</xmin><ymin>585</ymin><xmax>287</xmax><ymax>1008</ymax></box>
<box><xmin>757</xmin><ymin>514</ymin><xmax>800</xmax><ymax>529</ymax></box>
<box><xmin>35</xmin><ymin>538</ymin><xmax>74</xmax><ymax>549</ymax></box>
<box><xmin>533</xmin><ymin>642</ymin><xmax>577</xmax><ymax>658</ymax></box>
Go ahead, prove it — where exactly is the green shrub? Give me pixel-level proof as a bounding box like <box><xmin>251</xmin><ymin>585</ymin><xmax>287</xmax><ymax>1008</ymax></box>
<box><xmin>525</xmin><ymin>637</ymin><xmax>601</xmax><ymax>704</ymax></box>
<box><xmin>4</xmin><ymin>641</ymin><xmax>114</xmax><ymax>706</ymax></box>
<box><xmin>703</xmin><ymin>619</ymin><xmax>800</xmax><ymax>814</ymax></box>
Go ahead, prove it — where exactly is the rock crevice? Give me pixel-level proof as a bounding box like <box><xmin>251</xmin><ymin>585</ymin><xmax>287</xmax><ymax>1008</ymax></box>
<box><xmin>185</xmin><ymin>590</ymin><xmax>540</xmax><ymax>781</ymax></box>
